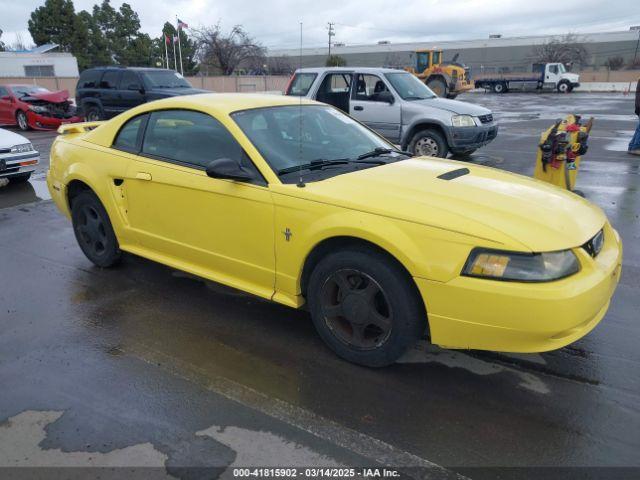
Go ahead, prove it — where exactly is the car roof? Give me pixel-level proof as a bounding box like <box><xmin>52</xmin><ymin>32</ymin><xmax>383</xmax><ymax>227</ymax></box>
<box><xmin>294</xmin><ymin>67</ymin><xmax>407</xmax><ymax>74</ymax></box>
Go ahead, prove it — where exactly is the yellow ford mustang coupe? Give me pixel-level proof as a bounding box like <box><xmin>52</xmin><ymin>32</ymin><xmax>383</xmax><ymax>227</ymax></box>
<box><xmin>47</xmin><ymin>94</ymin><xmax>622</xmax><ymax>367</ymax></box>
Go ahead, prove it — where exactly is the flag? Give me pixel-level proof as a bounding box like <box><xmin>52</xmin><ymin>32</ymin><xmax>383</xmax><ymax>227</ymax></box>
<box><xmin>165</xmin><ymin>34</ymin><xmax>171</xmax><ymax>45</ymax></box>
<box><xmin>177</xmin><ymin>19</ymin><xmax>188</xmax><ymax>30</ymax></box>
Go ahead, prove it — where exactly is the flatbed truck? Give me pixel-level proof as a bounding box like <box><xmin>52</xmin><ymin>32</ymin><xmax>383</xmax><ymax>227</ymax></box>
<box><xmin>474</xmin><ymin>63</ymin><xmax>580</xmax><ymax>93</ymax></box>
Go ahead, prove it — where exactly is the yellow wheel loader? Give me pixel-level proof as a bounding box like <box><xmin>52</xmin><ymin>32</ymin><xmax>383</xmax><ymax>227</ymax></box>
<box><xmin>405</xmin><ymin>49</ymin><xmax>473</xmax><ymax>99</ymax></box>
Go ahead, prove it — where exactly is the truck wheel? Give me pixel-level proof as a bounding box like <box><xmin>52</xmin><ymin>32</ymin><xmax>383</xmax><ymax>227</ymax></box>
<box><xmin>16</xmin><ymin>111</ymin><xmax>29</xmax><ymax>131</ymax></box>
<box><xmin>493</xmin><ymin>82</ymin><xmax>507</xmax><ymax>94</ymax></box>
<box><xmin>426</xmin><ymin>77</ymin><xmax>448</xmax><ymax>97</ymax></box>
<box><xmin>307</xmin><ymin>247</ymin><xmax>425</xmax><ymax>367</ymax></box>
<box><xmin>408</xmin><ymin>129</ymin><xmax>449</xmax><ymax>158</ymax></box>
<box><xmin>557</xmin><ymin>80</ymin><xmax>571</xmax><ymax>93</ymax></box>
<box><xmin>71</xmin><ymin>190</ymin><xmax>121</xmax><ymax>268</ymax></box>
<box><xmin>84</xmin><ymin>105</ymin><xmax>104</xmax><ymax>122</ymax></box>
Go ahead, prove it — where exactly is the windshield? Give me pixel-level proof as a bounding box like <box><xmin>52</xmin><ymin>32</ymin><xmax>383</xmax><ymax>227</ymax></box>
<box><xmin>232</xmin><ymin>105</ymin><xmax>398</xmax><ymax>181</ymax></box>
<box><xmin>141</xmin><ymin>70</ymin><xmax>192</xmax><ymax>88</ymax></box>
<box><xmin>11</xmin><ymin>85</ymin><xmax>50</xmax><ymax>96</ymax></box>
<box><xmin>558</xmin><ymin>63</ymin><xmax>566</xmax><ymax>73</ymax></box>
<box><xmin>384</xmin><ymin>73</ymin><xmax>436</xmax><ymax>100</ymax></box>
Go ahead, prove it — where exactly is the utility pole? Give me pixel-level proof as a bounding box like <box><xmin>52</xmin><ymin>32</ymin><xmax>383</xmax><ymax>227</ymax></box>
<box><xmin>327</xmin><ymin>22</ymin><xmax>335</xmax><ymax>58</ymax></box>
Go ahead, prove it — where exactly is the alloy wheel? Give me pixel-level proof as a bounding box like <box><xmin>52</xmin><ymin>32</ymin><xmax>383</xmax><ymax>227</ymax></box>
<box><xmin>320</xmin><ymin>269</ymin><xmax>393</xmax><ymax>350</ymax></box>
<box><xmin>17</xmin><ymin>112</ymin><xmax>28</xmax><ymax>130</ymax></box>
<box><xmin>76</xmin><ymin>204</ymin><xmax>108</xmax><ymax>257</ymax></box>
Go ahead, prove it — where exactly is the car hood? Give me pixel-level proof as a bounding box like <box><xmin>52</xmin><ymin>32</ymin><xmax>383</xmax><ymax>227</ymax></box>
<box><xmin>410</xmin><ymin>97</ymin><xmax>491</xmax><ymax>116</ymax></box>
<box><xmin>295</xmin><ymin>158</ymin><xmax>605</xmax><ymax>252</ymax></box>
<box><xmin>0</xmin><ymin>127</ymin><xmax>30</xmax><ymax>148</ymax></box>
<box><xmin>148</xmin><ymin>87</ymin><xmax>209</xmax><ymax>97</ymax></box>
<box><xmin>21</xmin><ymin>90</ymin><xmax>70</xmax><ymax>103</ymax></box>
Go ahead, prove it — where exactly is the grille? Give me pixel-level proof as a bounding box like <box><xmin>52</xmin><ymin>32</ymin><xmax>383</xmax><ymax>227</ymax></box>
<box><xmin>478</xmin><ymin>114</ymin><xmax>493</xmax><ymax>124</ymax></box>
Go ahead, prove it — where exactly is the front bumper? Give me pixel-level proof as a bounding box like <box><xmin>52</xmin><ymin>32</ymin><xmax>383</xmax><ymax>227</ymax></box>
<box><xmin>448</xmin><ymin>123</ymin><xmax>498</xmax><ymax>152</ymax></box>
<box><xmin>0</xmin><ymin>151</ymin><xmax>40</xmax><ymax>178</ymax></box>
<box><xmin>415</xmin><ymin>223</ymin><xmax>622</xmax><ymax>353</ymax></box>
<box><xmin>26</xmin><ymin>110</ymin><xmax>83</xmax><ymax>131</ymax></box>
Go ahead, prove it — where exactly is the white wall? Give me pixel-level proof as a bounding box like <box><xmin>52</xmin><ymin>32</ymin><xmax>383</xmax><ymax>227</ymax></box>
<box><xmin>0</xmin><ymin>53</ymin><xmax>79</xmax><ymax>77</ymax></box>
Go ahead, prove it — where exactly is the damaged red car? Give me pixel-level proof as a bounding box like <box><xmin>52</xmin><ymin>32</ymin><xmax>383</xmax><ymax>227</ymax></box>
<box><xmin>0</xmin><ymin>84</ymin><xmax>83</xmax><ymax>131</ymax></box>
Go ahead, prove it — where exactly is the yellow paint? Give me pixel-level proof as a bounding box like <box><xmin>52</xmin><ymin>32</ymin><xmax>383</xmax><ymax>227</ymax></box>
<box><xmin>46</xmin><ymin>94</ymin><xmax>622</xmax><ymax>353</ymax></box>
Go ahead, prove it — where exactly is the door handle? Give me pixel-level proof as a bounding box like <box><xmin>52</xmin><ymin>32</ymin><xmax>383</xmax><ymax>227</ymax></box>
<box><xmin>354</xmin><ymin>106</ymin><xmax>364</xmax><ymax>111</ymax></box>
<box><xmin>135</xmin><ymin>172</ymin><xmax>152</xmax><ymax>181</ymax></box>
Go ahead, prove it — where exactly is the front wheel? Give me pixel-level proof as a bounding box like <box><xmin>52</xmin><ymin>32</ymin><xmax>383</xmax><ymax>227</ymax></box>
<box><xmin>71</xmin><ymin>190</ymin><xmax>121</xmax><ymax>267</ymax></box>
<box><xmin>408</xmin><ymin>129</ymin><xmax>449</xmax><ymax>158</ymax></box>
<box><xmin>16</xmin><ymin>110</ymin><xmax>29</xmax><ymax>131</ymax></box>
<box><xmin>426</xmin><ymin>77</ymin><xmax>448</xmax><ymax>98</ymax></box>
<box><xmin>307</xmin><ymin>248</ymin><xmax>426</xmax><ymax>367</ymax></box>
<box><xmin>557</xmin><ymin>81</ymin><xmax>571</xmax><ymax>93</ymax></box>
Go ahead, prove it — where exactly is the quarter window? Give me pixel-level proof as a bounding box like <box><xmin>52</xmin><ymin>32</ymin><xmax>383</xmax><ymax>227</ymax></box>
<box><xmin>141</xmin><ymin>110</ymin><xmax>244</xmax><ymax>169</ymax></box>
<box><xmin>286</xmin><ymin>73</ymin><xmax>316</xmax><ymax>96</ymax></box>
<box><xmin>113</xmin><ymin>115</ymin><xmax>146</xmax><ymax>152</ymax></box>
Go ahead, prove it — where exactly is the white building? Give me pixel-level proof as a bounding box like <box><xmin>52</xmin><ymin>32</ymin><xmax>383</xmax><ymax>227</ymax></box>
<box><xmin>0</xmin><ymin>44</ymin><xmax>79</xmax><ymax>78</ymax></box>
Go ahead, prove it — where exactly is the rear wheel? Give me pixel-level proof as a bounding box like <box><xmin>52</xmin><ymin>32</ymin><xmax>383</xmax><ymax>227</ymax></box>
<box><xmin>307</xmin><ymin>248</ymin><xmax>425</xmax><ymax>367</ymax></box>
<box><xmin>71</xmin><ymin>190</ymin><xmax>121</xmax><ymax>267</ymax></box>
<box><xmin>408</xmin><ymin>129</ymin><xmax>449</xmax><ymax>158</ymax></box>
<box><xmin>426</xmin><ymin>77</ymin><xmax>448</xmax><ymax>98</ymax></box>
<box><xmin>493</xmin><ymin>82</ymin><xmax>507</xmax><ymax>94</ymax></box>
<box><xmin>16</xmin><ymin>111</ymin><xmax>29</xmax><ymax>131</ymax></box>
<box><xmin>84</xmin><ymin>105</ymin><xmax>103</xmax><ymax>122</ymax></box>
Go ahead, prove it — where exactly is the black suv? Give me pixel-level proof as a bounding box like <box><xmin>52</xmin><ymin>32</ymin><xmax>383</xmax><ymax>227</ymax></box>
<box><xmin>76</xmin><ymin>67</ymin><xmax>208</xmax><ymax>121</ymax></box>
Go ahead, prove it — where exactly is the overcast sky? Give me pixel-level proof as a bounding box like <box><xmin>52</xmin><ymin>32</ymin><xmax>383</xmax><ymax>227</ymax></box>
<box><xmin>2</xmin><ymin>0</ymin><xmax>639</xmax><ymax>51</ymax></box>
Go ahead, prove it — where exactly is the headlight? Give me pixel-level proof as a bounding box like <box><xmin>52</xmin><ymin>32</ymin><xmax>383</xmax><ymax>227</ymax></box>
<box><xmin>11</xmin><ymin>143</ymin><xmax>35</xmax><ymax>153</ymax></box>
<box><xmin>451</xmin><ymin>115</ymin><xmax>477</xmax><ymax>127</ymax></box>
<box><xmin>462</xmin><ymin>248</ymin><xmax>580</xmax><ymax>282</ymax></box>
<box><xmin>29</xmin><ymin>105</ymin><xmax>49</xmax><ymax>113</ymax></box>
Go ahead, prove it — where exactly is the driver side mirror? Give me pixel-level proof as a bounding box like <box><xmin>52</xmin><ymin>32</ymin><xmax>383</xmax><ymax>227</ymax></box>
<box><xmin>205</xmin><ymin>158</ymin><xmax>255</xmax><ymax>182</ymax></box>
<box><xmin>376</xmin><ymin>90</ymin><xmax>395</xmax><ymax>104</ymax></box>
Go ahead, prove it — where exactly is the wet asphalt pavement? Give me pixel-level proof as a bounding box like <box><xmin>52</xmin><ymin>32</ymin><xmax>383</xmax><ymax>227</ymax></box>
<box><xmin>0</xmin><ymin>93</ymin><xmax>639</xmax><ymax>479</ymax></box>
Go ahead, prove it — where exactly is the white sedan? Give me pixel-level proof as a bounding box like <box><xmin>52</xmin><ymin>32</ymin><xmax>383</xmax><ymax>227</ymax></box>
<box><xmin>0</xmin><ymin>128</ymin><xmax>39</xmax><ymax>184</ymax></box>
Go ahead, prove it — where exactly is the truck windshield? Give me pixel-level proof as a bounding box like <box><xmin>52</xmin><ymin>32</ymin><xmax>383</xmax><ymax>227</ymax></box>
<box><xmin>558</xmin><ymin>63</ymin><xmax>566</xmax><ymax>73</ymax></box>
<box><xmin>141</xmin><ymin>70</ymin><xmax>192</xmax><ymax>88</ymax></box>
<box><xmin>384</xmin><ymin>72</ymin><xmax>437</xmax><ymax>100</ymax></box>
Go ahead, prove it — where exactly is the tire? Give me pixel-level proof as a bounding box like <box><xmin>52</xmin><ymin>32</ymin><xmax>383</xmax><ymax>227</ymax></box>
<box><xmin>407</xmin><ymin>128</ymin><xmax>449</xmax><ymax>158</ymax></box>
<box><xmin>307</xmin><ymin>247</ymin><xmax>425</xmax><ymax>367</ymax></box>
<box><xmin>493</xmin><ymin>82</ymin><xmax>507</xmax><ymax>94</ymax></box>
<box><xmin>557</xmin><ymin>80</ymin><xmax>571</xmax><ymax>93</ymax></box>
<box><xmin>8</xmin><ymin>172</ymin><xmax>31</xmax><ymax>184</ymax></box>
<box><xmin>84</xmin><ymin>104</ymin><xmax>104</xmax><ymax>122</ymax></box>
<box><xmin>71</xmin><ymin>190</ymin><xmax>121</xmax><ymax>267</ymax></box>
<box><xmin>426</xmin><ymin>77</ymin><xmax>448</xmax><ymax>98</ymax></box>
<box><xmin>16</xmin><ymin>110</ymin><xmax>29</xmax><ymax>131</ymax></box>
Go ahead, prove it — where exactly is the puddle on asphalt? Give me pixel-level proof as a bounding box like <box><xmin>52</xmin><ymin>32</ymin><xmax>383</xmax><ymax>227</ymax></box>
<box><xmin>0</xmin><ymin>179</ymin><xmax>51</xmax><ymax>209</ymax></box>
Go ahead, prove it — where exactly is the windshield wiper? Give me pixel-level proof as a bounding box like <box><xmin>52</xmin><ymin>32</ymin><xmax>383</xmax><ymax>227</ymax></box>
<box><xmin>278</xmin><ymin>157</ymin><xmax>389</xmax><ymax>175</ymax></box>
<box><xmin>356</xmin><ymin>147</ymin><xmax>412</xmax><ymax>161</ymax></box>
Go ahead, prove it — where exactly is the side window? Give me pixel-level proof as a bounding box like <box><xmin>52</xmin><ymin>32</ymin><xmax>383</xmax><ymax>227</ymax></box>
<box><xmin>286</xmin><ymin>73</ymin><xmax>316</xmax><ymax>96</ymax></box>
<box><xmin>120</xmin><ymin>71</ymin><xmax>141</xmax><ymax>90</ymax></box>
<box><xmin>142</xmin><ymin>110</ymin><xmax>244</xmax><ymax>169</ymax></box>
<box><xmin>549</xmin><ymin>65</ymin><xmax>559</xmax><ymax>75</ymax></box>
<box><xmin>353</xmin><ymin>74</ymin><xmax>389</xmax><ymax>101</ymax></box>
<box><xmin>78</xmin><ymin>70</ymin><xmax>101</xmax><ymax>88</ymax></box>
<box><xmin>113</xmin><ymin>114</ymin><xmax>146</xmax><ymax>152</ymax></box>
<box><xmin>100</xmin><ymin>71</ymin><xmax>121</xmax><ymax>89</ymax></box>
<box><xmin>0</xmin><ymin>86</ymin><xmax>8</xmax><ymax>97</ymax></box>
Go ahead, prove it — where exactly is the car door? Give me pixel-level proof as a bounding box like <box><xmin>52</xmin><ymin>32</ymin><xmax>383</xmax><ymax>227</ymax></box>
<box><xmin>545</xmin><ymin>64</ymin><xmax>560</xmax><ymax>86</ymax></box>
<box><xmin>313</xmin><ymin>71</ymin><xmax>353</xmax><ymax>113</ymax></box>
<box><xmin>349</xmin><ymin>73</ymin><xmax>402</xmax><ymax>143</ymax></box>
<box><xmin>0</xmin><ymin>86</ymin><xmax>13</xmax><ymax>124</ymax></box>
<box><xmin>119</xmin><ymin>109</ymin><xmax>276</xmax><ymax>299</ymax></box>
<box><xmin>98</xmin><ymin>70</ymin><xmax>123</xmax><ymax>117</ymax></box>
<box><xmin>118</xmin><ymin>71</ymin><xmax>146</xmax><ymax>110</ymax></box>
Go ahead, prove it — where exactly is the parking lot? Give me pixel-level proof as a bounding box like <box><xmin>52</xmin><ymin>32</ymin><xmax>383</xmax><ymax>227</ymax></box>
<box><xmin>1</xmin><ymin>92</ymin><xmax>639</xmax><ymax>478</ymax></box>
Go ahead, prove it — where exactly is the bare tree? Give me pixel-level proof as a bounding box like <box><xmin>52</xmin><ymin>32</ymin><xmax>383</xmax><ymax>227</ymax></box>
<box><xmin>604</xmin><ymin>56</ymin><xmax>625</xmax><ymax>70</ymax></box>
<box><xmin>0</xmin><ymin>29</ymin><xmax>5</xmax><ymax>52</ymax></box>
<box><xmin>195</xmin><ymin>23</ymin><xmax>265</xmax><ymax>75</ymax></box>
<box><xmin>533</xmin><ymin>33</ymin><xmax>589</xmax><ymax>69</ymax></box>
<box><xmin>267</xmin><ymin>55</ymin><xmax>293</xmax><ymax>75</ymax></box>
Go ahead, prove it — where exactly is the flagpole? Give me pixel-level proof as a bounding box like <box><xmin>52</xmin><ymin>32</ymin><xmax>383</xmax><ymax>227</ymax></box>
<box><xmin>176</xmin><ymin>16</ymin><xmax>184</xmax><ymax>75</ymax></box>
<box><xmin>172</xmin><ymin>35</ymin><xmax>177</xmax><ymax>72</ymax></box>
<box><xmin>164</xmin><ymin>34</ymin><xmax>169</xmax><ymax>69</ymax></box>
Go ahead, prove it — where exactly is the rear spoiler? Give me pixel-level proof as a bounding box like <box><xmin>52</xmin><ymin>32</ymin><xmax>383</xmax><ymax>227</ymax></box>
<box><xmin>57</xmin><ymin>121</ymin><xmax>104</xmax><ymax>135</ymax></box>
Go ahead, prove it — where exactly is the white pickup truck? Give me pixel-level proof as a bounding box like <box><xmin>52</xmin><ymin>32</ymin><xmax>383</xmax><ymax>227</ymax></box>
<box><xmin>475</xmin><ymin>63</ymin><xmax>580</xmax><ymax>93</ymax></box>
